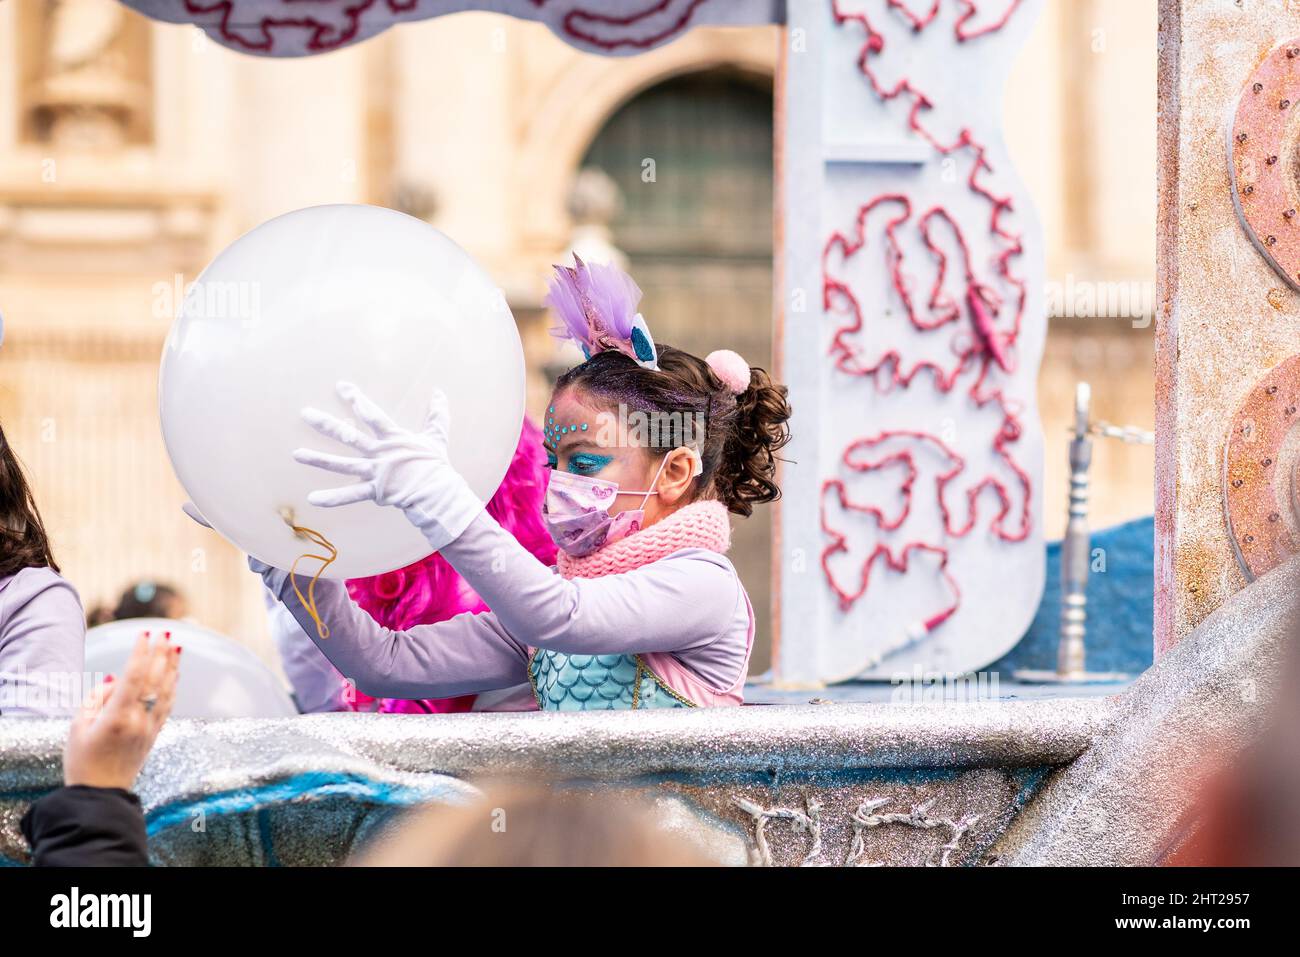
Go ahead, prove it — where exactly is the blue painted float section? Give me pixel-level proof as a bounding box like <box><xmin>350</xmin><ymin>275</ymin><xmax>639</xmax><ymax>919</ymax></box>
<box><xmin>748</xmin><ymin>516</ymin><xmax>1154</xmax><ymax>702</ymax></box>
<box><xmin>988</xmin><ymin>515</ymin><xmax>1154</xmax><ymax>677</ymax></box>
<box><xmin>142</xmin><ymin>771</ymin><xmax>471</xmax><ymax>837</ymax></box>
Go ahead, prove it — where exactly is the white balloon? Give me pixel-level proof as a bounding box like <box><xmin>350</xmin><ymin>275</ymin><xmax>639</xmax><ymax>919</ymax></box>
<box><xmin>159</xmin><ymin>204</ymin><xmax>525</xmax><ymax>577</ymax></box>
<box><xmin>85</xmin><ymin>618</ymin><xmax>298</xmax><ymax>719</ymax></box>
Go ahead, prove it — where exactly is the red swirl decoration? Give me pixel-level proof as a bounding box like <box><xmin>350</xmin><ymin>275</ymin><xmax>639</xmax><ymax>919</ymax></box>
<box><xmin>561</xmin><ymin>0</ymin><xmax>714</xmax><ymax>50</ymax></box>
<box><xmin>180</xmin><ymin>0</ymin><xmax>714</xmax><ymax>55</ymax></box>
<box><xmin>182</xmin><ymin>0</ymin><xmax>415</xmax><ymax>54</ymax></box>
<box><xmin>820</xmin><ymin>0</ymin><xmax>1031</xmax><ymax>628</ymax></box>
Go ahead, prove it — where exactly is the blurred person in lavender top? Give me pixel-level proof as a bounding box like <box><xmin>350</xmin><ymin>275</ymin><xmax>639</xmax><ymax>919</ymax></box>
<box><xmin>0</xmin><ymin>421</ymin><xmax>85</xmax><ymax>717</ymax></box>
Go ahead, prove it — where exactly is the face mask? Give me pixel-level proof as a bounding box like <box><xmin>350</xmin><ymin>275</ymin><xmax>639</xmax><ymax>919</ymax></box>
<box><xmin>543</xmin><ymin>454</ymin><xmax>679</xmax><ymax>558</ymax></box>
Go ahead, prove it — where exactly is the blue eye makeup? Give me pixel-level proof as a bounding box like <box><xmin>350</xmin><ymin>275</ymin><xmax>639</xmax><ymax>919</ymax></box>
<box><xmin>567</xmin><ymin>453</ymin><xmax>613</xmax><ymax>475</ymax></box>
<box><xmin>546</xmin><ymin>450</ymin><xmax>558</xmax><ymax>469</ymax></box>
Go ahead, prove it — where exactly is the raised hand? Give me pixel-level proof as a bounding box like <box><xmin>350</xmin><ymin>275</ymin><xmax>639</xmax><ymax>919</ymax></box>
<box><xmin>64</xmin><ymin>631</ymin><xmax>180</xmax><ymax>791</ymax></box>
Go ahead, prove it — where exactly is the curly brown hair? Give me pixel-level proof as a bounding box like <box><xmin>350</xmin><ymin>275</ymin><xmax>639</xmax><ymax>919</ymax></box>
<box><xmin>554</xmin><ymin>344</ymin><xmax>792</xmax><ymax>517</ymax></box>
<box><xmin>0</xmin><ymin>421</ymin><xmax>58</xmax><ymax>578</ymax></box>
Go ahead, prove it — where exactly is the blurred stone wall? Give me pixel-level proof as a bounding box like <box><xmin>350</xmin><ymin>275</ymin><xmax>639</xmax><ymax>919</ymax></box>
<box><xmin>0</xmin><ymin>1</ymin><xmax>1155</xmax><ymax>667</ymax></box>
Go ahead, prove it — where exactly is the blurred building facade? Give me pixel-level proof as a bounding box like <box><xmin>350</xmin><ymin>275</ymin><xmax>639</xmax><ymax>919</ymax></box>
<box><xmin>0</xmin><ymin>1</ymin><xmax>1154</xmax><ymax>671</ymax></box>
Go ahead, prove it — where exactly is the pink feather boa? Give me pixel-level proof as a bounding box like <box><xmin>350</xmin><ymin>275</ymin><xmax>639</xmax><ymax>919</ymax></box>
<box><xmin>341</xmin><ymin>417</ymin><xmax>556</xmax><ymax>714</ymax></box>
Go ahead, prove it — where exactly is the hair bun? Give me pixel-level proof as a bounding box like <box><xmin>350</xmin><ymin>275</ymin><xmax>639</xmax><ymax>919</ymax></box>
<box><xmin>705</xmin><ymin>350</ymin><xmax>750</xmax><ymax>395</ymax></box>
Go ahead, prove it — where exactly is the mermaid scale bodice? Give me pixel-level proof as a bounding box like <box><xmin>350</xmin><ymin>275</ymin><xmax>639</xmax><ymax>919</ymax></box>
<box><xmin>527</xmin><ymin>650</ymin><xmax>693</xmax><ymax>710</ymax></box>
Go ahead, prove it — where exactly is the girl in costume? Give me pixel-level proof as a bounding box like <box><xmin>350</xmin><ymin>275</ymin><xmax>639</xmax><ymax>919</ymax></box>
<box><xmin>255</xmin><ymin>258</ymin><xmax>790</xmax><ymax>710</ymax></box>
<box><xmin>269</xmin><ymin>419</ymin><xmax>555</xmax><ymax>714</ymax></box>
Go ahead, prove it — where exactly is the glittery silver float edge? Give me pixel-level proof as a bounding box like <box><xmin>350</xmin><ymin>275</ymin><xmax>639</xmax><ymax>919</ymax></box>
<box><xmin>5</xmin><ymin>556</ymin><xmax>1283</xmax><ymax>867</ymax></box>
<box><xmin>1</xmin><ymin>697</ymin><xmax>1111</xmax><ymax>865</ymax></box>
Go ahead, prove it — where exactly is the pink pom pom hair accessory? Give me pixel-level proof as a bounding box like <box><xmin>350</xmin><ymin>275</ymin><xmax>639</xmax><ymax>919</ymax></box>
<box><xmin>705</xmin><ymin>349</ymin><xmax>751</xmax><ymax>395</ymax></box>
<box><xmin>545</xmin><ymin>255</ymin><xmax>658</xmax><ymax>370</ymax></box>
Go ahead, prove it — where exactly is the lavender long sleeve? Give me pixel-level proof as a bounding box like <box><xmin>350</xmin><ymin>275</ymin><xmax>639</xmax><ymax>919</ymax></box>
<box><xmin>0</xmin><ymin>567</ymin><xmax>86</xmax><ymax>718</ymax></box>
<box><xmin>265</xmin><ymin>588</ymin><xmax>350</xmax><ymax>713</ymax></box>
<box><xmin>258</xmin><ymin>512</ymin><xmax>750</xmax><ymax>701</ymax></box>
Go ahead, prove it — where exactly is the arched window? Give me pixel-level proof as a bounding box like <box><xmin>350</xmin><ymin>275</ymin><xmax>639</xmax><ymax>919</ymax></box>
<box><xmin>583</xmin><ymin>69</ymin><xmax>776</xmax><ymax>667</ymax></box>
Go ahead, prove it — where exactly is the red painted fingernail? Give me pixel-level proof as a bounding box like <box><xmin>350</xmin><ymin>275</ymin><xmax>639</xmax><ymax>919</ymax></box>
<box><xmin>174</xmin><ymin>646</ymin><xmax>183</xmax><ymax>655</ymax></box>
<box><xmin>164</xmin><ymin>631</ymin><xmax>172</xmax><ymax>641</ymax></box>
<box><xmin>105</xmin><ymin>675</ymin><xmax>115</xmax><ymax>683</ymax></box>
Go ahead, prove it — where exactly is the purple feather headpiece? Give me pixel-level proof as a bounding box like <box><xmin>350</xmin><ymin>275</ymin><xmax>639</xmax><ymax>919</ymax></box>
<box><xmin>545</xmin><ymin>255</ymin><xmax>658</xmax><ymax>370</ymax></box>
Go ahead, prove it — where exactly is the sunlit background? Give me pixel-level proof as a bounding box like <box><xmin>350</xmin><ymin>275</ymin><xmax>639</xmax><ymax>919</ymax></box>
<box><xmin>0</xmin><ymin>1</ymin><xmax>1154</xmax><ymax>674</ymax></box>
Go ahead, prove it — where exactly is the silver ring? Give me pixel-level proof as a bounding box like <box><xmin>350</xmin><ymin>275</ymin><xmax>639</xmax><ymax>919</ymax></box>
<box><xmin>139</xmin><ymin>693</ymin><xmax>158</xmax><ymax>713</ymax></box>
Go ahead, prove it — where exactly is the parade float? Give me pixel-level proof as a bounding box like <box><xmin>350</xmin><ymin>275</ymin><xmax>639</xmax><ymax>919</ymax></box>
<box><xmin>1</xmin><ymin>0</ymin><xmax>1294</xmax><ymax>866</ymax></box>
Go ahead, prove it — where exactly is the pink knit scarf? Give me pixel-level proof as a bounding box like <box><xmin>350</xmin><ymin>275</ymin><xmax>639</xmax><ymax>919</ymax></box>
<box><xmin>556</xmin><ymin>500</ymin><xmax>732</xmax><ymax>579</ymax></box>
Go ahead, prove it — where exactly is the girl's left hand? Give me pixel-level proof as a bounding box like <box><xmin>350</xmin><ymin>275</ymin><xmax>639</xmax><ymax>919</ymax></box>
<box><xmin>294</xmin><ymin>381</ymin><xmax>484</xmax><ymax>551</ymax></box>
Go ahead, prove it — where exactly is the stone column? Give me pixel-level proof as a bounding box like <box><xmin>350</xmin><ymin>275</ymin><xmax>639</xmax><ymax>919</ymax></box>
<box><xmin>1156</xmin><ymin>0</ymin><xmax>1300</xmax><ymax>654</ymax></box>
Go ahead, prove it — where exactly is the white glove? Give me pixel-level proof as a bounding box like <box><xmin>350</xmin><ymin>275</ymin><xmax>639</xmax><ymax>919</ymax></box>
<box><xmin>293</xmin><ymin>380</ymin><xmax>484</xmax><ymax>552</ymax></box>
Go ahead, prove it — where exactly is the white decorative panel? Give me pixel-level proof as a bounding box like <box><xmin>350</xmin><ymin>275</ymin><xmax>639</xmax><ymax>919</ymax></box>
<box><xmin>776</xmin><ymin>0</ymin><xmax>1046</xmax><ymax>684</ymax></box>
